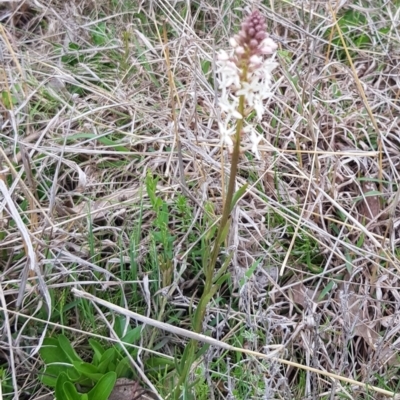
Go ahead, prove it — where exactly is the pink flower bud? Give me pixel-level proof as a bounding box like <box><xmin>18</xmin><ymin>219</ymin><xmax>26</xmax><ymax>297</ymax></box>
<box><xmin>249</xmin><ymin>55</ymin><xmax>262</xmax><ymax>67</ymax></box>
<box><xmin>249</xmin><ymin>39</ymin><xmax>258</xmax><ymax>48</ymax></box>
<box><xmin>239</xmin><ymin>30</ymin><xmax>247</xmax><ymax>40</ymax></box>
<box><xmin>255</xmin><ymin>32</ymin><xmax>267</xmax><ymax>40</ymax></box>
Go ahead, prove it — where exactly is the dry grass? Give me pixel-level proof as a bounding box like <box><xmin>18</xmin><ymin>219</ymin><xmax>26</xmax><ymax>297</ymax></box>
<box><xmin>1</xmin><ymin>0</ymin><xmax>400</xmax><ymax>399</ymax></box>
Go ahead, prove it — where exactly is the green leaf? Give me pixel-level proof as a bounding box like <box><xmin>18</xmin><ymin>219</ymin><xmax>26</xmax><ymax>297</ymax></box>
<box><xmin>114</xmin><ymin>357</ymin><xmax>131</xmax><ymax>378</ymax></box>
<box><xmin>345</xmin><ymin>250</ymin><xmax>353</xmax><ymax>274</ymax></box>
<box><xmin>230</xmin><ymin>184</ymin><xmax>248</xmax><ymax>212</ymax></box>
<box><xmin>113</xmin><ymin>316</ymin><xmax>125</xmax><ymax>338</ymax></box>
<box><xmin>63</xmin><ymin>381</ymin><xmax>83</xmax><ymax>400</ymax></box>
<box><xmin>69</xmin><ymin>42</ymin><xmax>80</xmax><ymax>51</ymax></box>
<box><xmin>213</xmin><ymin>272</ymin><xmax>230</xmax><ymax>287</ymax></box>
<box><xmin>318</xmin><ymin>280</ymin><xmax>336</xmax><ymax>301</ymax></box>
<box><xmin>58</xmin><ymin>335</ymin><xmax>83</xmax><ymax>364</ymax></box>
<box><xmin>353</xmin><ymin>190</ymin><xmax>382</xmax><ymax>202</ymax></box>
<box><xmin>201</xmin><ymin>60</ymin><xmax>211</xmax><ymax>75</ymax></box>
<box><xmin>41</xmin><ymin>364</ymin><xmax>76</xmax><ymax>387</ymax></box>
<box><xmin>66</xmin><ymin>367</ymin><xmax>82</xmax><ymax>383</ymax></box>
<box><xmin>145</xmin><ymin>356</ymin><xmax>175</xmax><ymax>372</ymax></box>
<box><xmin>194</xmin><ymin>343</ymin><xmax>210</xmax><ymax>362</ymax></box>
<box><xmin>61</xmin><ymin>43</ymin><xmax>82</xmax><ymax>66</ymax></box>
<box><xmin>91</xmin><ymin>22</ymin><xmax>108</xmax><ymax>46</ymax></box>
<box><xmin>98</xmin><ymin>348</ymin><xmax>116</xmax><ymax>374</ymax></box>
<box><xmin>89</xmin><ymin>340</ymin><xmax>105</xmax><ymax>366</ymax></box>
<box><xmin>72</xmin><ymin>361</ymin><xmax>102</xmax><ymax>382</ymax></box>
<box><xmin>1</xmin><ymin>91</ymin><xmax>16</xmax><ymax>109</ymax></box>
<box><xmin>87</xmin><ymin>371</ymin><xmax>116</xmax><ymax>400</ymax></box>
<box><xmin>40</xmin><ymin>338</ymin><xmax>68</xmax><ymax>364</ymax></box>
<box><xmin>213</xmin><ymin>252</ymin><xmax>233</xmax><ymax>283</ymax></box>
<box><xmin>239</xmin><ymin>258</ymin><xmax>261</xmax><ymax>289</ymax></box>
<box><xmin>119</xmin><ymin>326</ymin><xmax>142</xmax><ymax>346</ymax></box>
<box><xmin>56</xmin><ymin>133</ymin><xmax>130</xmax><ymax>152</ymax></box>
<box><xmin>55</xmin><ymin>373</ymin><xmax>69</xmax><ymax>400</ymax></box>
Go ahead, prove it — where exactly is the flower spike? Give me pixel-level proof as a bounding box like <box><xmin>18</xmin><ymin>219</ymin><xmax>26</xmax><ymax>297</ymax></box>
<box><xmin>216</xmin><ymin>10</ymin><xmax>278</xmax><ymax>158</ymax></box>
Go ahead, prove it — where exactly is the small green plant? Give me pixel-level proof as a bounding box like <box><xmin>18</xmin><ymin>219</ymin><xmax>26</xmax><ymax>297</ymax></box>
<box><xmin>39</xmin><ymin>335</ymin><xmax>116</xmax><ymax>400</ymax></box>
<box><xmin>39</xmin><ymin>320</ymin><xmax>142</xmax><ymax>400</ymax></box>
<box><xmin>146</xmin><ymin>171</ymin><xmax>175</xmax><ymax>288</ymax></box>
<box><xmin>0</xmin><ymin>367</ymin><xmax>13</xmax><ymax>399</ymax></box>
<box><xmin>325</xmin><ymin>9</ymin><xmax>391</xmax><ymax>62</ymax></box>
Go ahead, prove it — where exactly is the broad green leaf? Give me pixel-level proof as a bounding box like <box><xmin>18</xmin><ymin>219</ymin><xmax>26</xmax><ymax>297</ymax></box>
<box><xmin>201</xmin><ymin>60</ymin><xmax>211</xmax><ymax>75</ymax></box>
<box><xmin>41</xmin><ymin>364</ymin><xmax>75</xmax><ymax>387</ymax></box>
<box><xmin>87</xmin><ymin>371</ymin><xmax>116</xmax><ymax>400</ymax></box>
<box><xmin>109</xmin><ymin>362</ymin><xmax>116</xmax><ymax>372</ymax></box>
<box><xmin>119</xmin><ymin>326</ymin><xmax>142</xmax><ymax>346</ymax></box>
<box><xmin>113</xmin><ymin>316</ymin><xmax>125</xmax><ymax>338</ymax></box>
<box><xmin>40</xmin><ymin>338</ymin><xmax>68</xmax><ymax>364</ymax></box>
<box><xmin>115</xmin><ymin>357</ymin><xmax>131</xmax><ymax>378</ymax></box>
<box><xmin>98</xmin><ymin>348</ymin><xmax>116</xmax><ymax>374</ymax></box>
<box><xmin>89</xmin><ymin>339</ymin><xmax>105</xmax><ymax>366</ymax></box>
<box><xmin>66</xmin><ymin>367</ymin><xmax>82</xmax><ymax>382</ymax></box>
<box><xmin>72</xmin><ymin>361</ymin><xmax>102</xmax><ymax>382</ymax></box>
<box><xmin>63</xmin><ymin>381</ymin><xmax>83</xmax><ymax>400</ymax></box>
<box><xmin>55</xmin><ymin>373</ymin><xmax>69</xmax><ymax>400</ymax></box>
<box><xmin>58</xmin><ymin>335</ymin><xmax>83</xmax><ymax>363</ymax></box>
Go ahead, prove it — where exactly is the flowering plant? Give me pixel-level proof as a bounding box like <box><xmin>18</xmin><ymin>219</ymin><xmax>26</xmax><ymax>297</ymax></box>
<box><xmin>174</xmin><ymin>11</ymin><xmax>278</xmax><ymax>399</ymax></box>
<box><xmin>203</xmin><ymin>11</ymin><xmax>278</xmax><ymax>293</ymax></box>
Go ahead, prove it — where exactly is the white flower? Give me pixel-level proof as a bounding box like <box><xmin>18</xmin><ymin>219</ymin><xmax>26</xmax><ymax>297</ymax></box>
<box><xmin>219</xmin><ymin>122</ymin><xmax>235</xmax><ymax>148</ymax></box>
<box><xmin>255</xmin><ymin>60</ymin><xmax>278</xmax><ymax>82</ymax></box>
<box><xmin>260</xmin><ymin>37</ymin><xmax>278</xmax><ymax>54</ymax></box>
<box><xmin>253</xmin><ymin>91</ymin><xmax>273</xmax><ymax>121</ymax></box>
<box><xmin>229</xmin><ymin>37</ymin><xmax>238</xmax><ymax>48</ymax></box>
<box><xmin>217</xmin><ymin>50</ymin><xmax>230</xmax><ymax>61</ymax></box>
<box><xmin>245</xmin><ymin>126</ymin><xmax>263</xmax><ymax>159</ymax></box>
<box><xmin>253</xmin><ymin>95</ymin><xmax>265</xmax><ymax>121</ymax></box>
<box><xmin>218</xmin><ymin>96</ymin><xmax>242</xmax><ymax>120</ymax></box>
<box><xmin>236</xmin><ymin>79</ymin><xmax>260</xmax><ymax>107</ymax></box>
<box><xmin>216</xmin><ymin>57</ymin><xmax>241</xmax><ymax>89</ymax></box>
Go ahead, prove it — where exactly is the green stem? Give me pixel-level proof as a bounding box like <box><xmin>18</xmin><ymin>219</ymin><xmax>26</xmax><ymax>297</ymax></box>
<box><xmin>205</xmin><ymin>95</ymin><xmax>245</xmax><ymax>285</ymax></box>
<box><xmin>174</xmin><ymin>68</ymin><xmax>248</xmax><ymax>399</ymax></box>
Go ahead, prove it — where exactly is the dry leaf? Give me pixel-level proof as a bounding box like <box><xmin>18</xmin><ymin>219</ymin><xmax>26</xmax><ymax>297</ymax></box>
<box><xmin>109</xmin><ymin>378</ymin><xmax>156</xmax><ymax>400</ymax></box>
<box><xmin>290</xmin><ymin>282</ymin><xmax>316</xmax><ymax>308</ymax></box>
<box><xmin>344</xmin><ymin>293</ymin><xmax>380</xmax><ymax>347</ymax></box>
<box><xmin>359</xmin><ymin>181</ymin><xmax>380</xmax><ymax>221</ymax></box>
